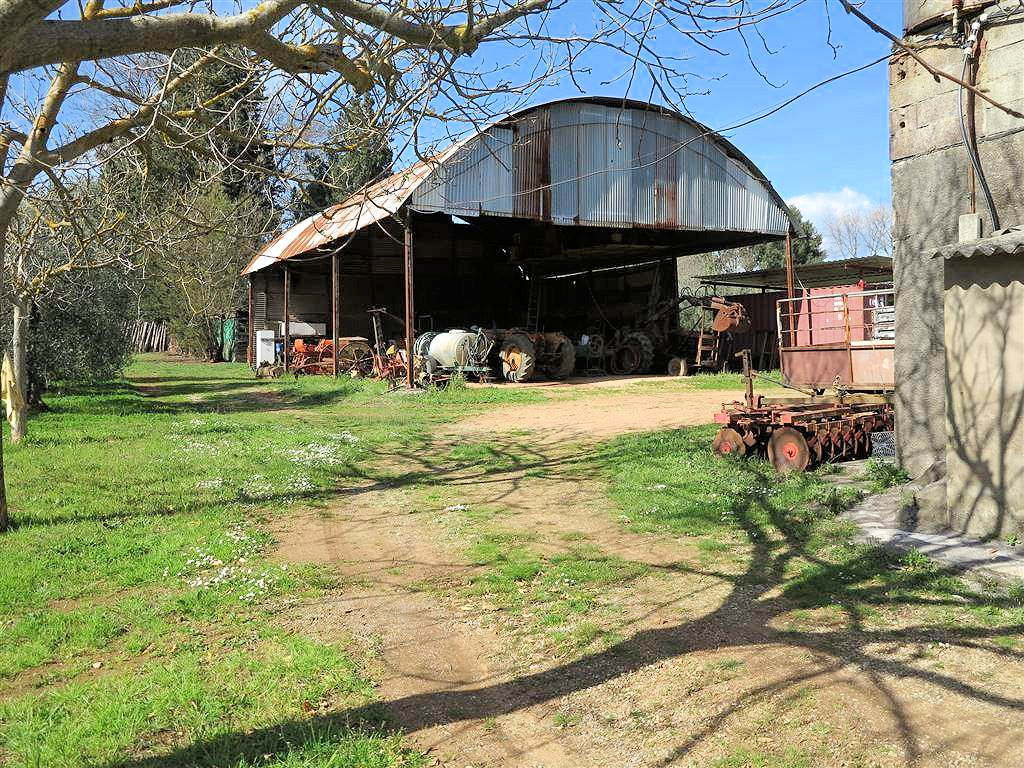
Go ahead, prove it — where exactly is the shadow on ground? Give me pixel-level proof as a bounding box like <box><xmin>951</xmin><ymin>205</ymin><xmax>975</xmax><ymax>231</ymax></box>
<box><xmin>98</xmin><ymin>428</ymin><xmax>1024</xmax><ymax>768</ymax></box>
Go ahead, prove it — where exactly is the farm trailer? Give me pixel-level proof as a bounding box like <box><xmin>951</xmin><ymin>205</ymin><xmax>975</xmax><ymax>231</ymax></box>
<box><xmin>713</xmin><ymin>286</ymin><xmax>895</xmax><ymax>473</ymax></box>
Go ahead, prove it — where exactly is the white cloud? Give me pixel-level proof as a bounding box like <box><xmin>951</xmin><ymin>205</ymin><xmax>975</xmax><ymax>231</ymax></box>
<box><xmin>787</xmin><ymin>187</ymin><xmax>873</xmax><ymax>223</ymax></box>
<box><xmin>785</xmin><ymin>187</ymin><xmax>876</xmax><ymax>258</ymax></box>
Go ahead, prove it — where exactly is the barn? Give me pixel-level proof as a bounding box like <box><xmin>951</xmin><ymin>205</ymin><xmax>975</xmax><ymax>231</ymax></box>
<box><xmin>242</xmin><ymin>96</ymin><xmax>795</xmax><ymax>383</ymax></box>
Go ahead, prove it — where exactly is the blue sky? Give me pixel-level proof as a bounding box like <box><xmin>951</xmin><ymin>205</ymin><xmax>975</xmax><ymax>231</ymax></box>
<box><xmin>513</xmin><ymin>0</ymin><xmax>903</xmax><ymax>242</ymax></box>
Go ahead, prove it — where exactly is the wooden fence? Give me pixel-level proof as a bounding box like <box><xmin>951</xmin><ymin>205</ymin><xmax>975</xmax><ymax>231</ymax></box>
<box><xmin>131</xmin><ymin>320</ymin><xmax>169</xmax><ymax>353</ymax></box>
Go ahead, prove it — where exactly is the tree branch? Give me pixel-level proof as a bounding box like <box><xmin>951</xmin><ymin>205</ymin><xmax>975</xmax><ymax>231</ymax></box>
<box><xmin>839</xmin><ymin>0</ymin><xmax>1024</xmax><ymax>120</ymax></box>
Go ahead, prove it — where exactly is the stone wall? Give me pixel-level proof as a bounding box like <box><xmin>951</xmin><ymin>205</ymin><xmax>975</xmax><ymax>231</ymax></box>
<box><xmin>890</xmin><ymin>5</ymin><xmax>1024</xmax><ymax>478</ymax></box>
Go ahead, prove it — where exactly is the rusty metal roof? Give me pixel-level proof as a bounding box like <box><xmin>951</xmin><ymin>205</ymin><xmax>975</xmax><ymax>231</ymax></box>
<box><xmin>931</xmin><ymin>227</ymin><xmax>1024</xmax><ymax>260</ymax></box>
<box><xmin>697</xmin><ymin>256</ymin><xmax>894</xmax><ymax>290</ymax></box>
<box><xmin>243</xmin><ymin>96</ymin><xmax>793</xmax><ymax>276</ymax></box>
<box><xmin>242</xmin><ymin>146</ymin><xmax>462</xmax><ymax>275</ymax></box>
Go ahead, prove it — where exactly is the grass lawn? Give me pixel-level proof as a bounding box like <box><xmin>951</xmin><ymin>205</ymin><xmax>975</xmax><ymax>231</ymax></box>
<box><xmin>0</xmin><ymin>356</ymin><xmax>541</xmax><ymax>768</ymax></box>
<box><xmin>2</xmin><ymin>356</ymin><xmax>1021</xmax><ymax>767</ymax></box>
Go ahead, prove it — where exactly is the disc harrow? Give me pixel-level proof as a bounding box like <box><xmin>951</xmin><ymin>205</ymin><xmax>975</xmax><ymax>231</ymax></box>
<box><xmin>713</xmin><ymin>397</ymin><xmax>894</xmax><ymax>473</ymax></box>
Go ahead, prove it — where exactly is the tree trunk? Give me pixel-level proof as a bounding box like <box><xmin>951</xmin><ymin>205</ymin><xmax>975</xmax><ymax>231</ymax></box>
<box><xmin>10</xmin><ymin>297</ymin><xmax>29</xmax><ymax>444</ymax></box>
<box><xmin>0</xmin><ymin>235</ymin><xmax>8</xmax><ymax>532</ymax></box>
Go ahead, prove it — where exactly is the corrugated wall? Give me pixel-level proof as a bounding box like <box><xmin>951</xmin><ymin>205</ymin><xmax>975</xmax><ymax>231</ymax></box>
<box><xmin>410</xmin><ymin>102</ymin><xmax>789</xmax><ymax>236</ymax></box>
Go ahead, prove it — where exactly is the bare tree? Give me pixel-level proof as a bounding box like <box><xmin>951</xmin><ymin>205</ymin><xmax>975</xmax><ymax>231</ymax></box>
<box><xmin>826</xmin><ymin>205</ymin><xmax>893</xmax><ymax>261</ymax></box>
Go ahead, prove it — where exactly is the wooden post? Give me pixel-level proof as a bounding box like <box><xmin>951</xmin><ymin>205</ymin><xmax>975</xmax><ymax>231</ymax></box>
<box><xmin>283</xmin><ymin>266</ymin><xmax>290</xmax><ymax>371</ymax></box>
<box><xmin>404</xmin><ymin>214</ymin><xmax>415</xmax><ymax>389</ymax></box>
<box><xmin>247</xmin><ymin>278</ymin><xmax>254</xmax><ymax>368</ymax></box>
<box><xmin>332</xmin><ymin>253</ymin><xmax>339</xmax><ymax>378</ymax></box>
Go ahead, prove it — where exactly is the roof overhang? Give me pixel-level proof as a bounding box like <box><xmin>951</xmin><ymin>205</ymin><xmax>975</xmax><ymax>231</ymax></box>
<box><xmin>697</xmin><ymin>256</ymin><xmax>894</xmax><ymax>291</ymax></box>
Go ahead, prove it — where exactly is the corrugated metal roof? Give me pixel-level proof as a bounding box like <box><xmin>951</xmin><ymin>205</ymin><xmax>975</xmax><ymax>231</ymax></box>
<box><xmin>931</xmin><ymin>227</ymin><xmax>1024</xmax><ymax>260</ymax></box>
<box><xmin>243</xmin><ymin>96</ymin><xmax>793</xmax><ymax>276</ymax></box>
<box><xmin>241</xmin><ymin>144</ymin><xmax>465</xmax><ymax>275</ymax></box>
<box><xmin>697</xmin><ymin>256</ymin><xmax>894</xmax><ymax>290</ymax></box>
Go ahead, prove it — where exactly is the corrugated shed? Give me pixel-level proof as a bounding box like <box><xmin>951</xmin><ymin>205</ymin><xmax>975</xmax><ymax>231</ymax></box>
<box><xmin>244</xmin><ymin>96</ymin><xmax>792</xmax><ymax>275</ymax></box>
<box><xmin>931</xmin><ymin>227</ymin><xmax>1024</xmax><ymax>260</ymax></box>
<box><xmin>410</xmin><ymin>100</ymin><xmax>790</xmax><ymax>233</ymax></box>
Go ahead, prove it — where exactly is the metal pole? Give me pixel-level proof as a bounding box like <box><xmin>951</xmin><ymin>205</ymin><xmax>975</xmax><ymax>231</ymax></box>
<box><xmin>740</xmin><ymin>348</ymin><xmax>754</xmax><ymax>409</ymax></box>
<box><xmin>404</xmin><ymin>214</ymin><xmax>415</xmax><ymax>389</ymax></box>
<box><xmin>247</xmin><ymin>278</ymin><xmax>253</xmax><ymax>368</ymax></box>
<box><xmin>332</xmin><ymin>253</ymin><xmax>339</xmax><ymax>378</ymax></box>
<box><xmin>283</xmin><ymin>265</ymin><xmax>290</xmax><ymax>371</ymax></box>
<box><xmin>784</xmin><ymin>229</ymin><xmax>795</xmax><ymax>348</ymax></box>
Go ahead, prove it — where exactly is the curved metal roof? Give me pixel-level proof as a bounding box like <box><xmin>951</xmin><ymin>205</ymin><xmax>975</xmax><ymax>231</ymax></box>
<box><xmin>243</xmin><ymin>96</ymin><xmax>792</xmax><ymax>275</ymax></box>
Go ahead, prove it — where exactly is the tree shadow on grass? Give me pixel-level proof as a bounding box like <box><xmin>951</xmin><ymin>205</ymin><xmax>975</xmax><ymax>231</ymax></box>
<box><xmin>98</xmin><ymin>445</ymin><xmax>1024</xmax><ymax>768</ymax></box>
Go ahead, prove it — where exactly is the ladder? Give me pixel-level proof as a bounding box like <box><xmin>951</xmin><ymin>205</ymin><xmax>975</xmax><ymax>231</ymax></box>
<box><xmin>526</xmin><ymin>278</ymin><xmax>542</xmax><ymax>331</ymax></box>
<box><xmin>695</xmin><ymin>313</ymin><xmax>721</xmax><ymax>369</ymax></box>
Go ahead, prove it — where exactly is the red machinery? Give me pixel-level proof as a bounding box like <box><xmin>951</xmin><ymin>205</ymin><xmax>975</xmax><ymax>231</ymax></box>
<box><xmin>713</xmin><ymin>285</ymin><xmax>895</xmax><ymax>473</ymax></box>
<box><xmin>290</xmin><ymin>337</ymin><xmax>373</xmax><ymax>377</ymax></box>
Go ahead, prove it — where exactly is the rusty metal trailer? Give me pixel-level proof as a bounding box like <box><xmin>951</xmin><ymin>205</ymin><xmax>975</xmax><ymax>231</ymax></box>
<box><xmin>713</xmin><ymin>279</ymin><xmax>895</xmax><ymax>473</ymax></box>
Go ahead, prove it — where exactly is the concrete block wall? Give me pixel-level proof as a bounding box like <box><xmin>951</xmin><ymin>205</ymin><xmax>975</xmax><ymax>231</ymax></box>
<box><xmin>890</xmin><ymin>5</ymin><xmax>1024</xmax><ymax>479</ymax></box>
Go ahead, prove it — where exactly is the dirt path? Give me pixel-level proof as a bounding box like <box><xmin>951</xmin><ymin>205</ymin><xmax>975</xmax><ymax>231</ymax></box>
<box><xmin>276</xmin><ymin>488</ymin><xmax>580</xmax><ymax>767</ymax></box>
<box><xmin>274</xmin><ymin>387</ymin><xmax>1024</xmax><ymax>768</ymax></box>
<box><xmin>455</xmin><ymin>388</ymin><xmax>744</xmax><ymax>441</ymax></box>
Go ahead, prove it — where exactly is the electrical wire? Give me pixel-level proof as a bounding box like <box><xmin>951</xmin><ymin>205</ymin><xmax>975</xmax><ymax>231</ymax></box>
<box><xmin>959</xmin><ymin>50</ymin><xmax>1000</xmax><ymax>231</ymax></box>
<box><xmin>256</xmin><ymin>53</ymin><xmax>891</xmax><ymax>271</ymax></box>
<box><xmin>410</xmin><ymin>55</ymin><xmax>891</xmax><ymax>212</ymax></box>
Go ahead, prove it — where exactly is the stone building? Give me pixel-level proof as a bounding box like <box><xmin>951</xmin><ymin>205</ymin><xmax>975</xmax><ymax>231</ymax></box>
<box><xmin>892</xmin><ymin>1</ymin><xmax>1024</xmax><ymax>535</ymax></box>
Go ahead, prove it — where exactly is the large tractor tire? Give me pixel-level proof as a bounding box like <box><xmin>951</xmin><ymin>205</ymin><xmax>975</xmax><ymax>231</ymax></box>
<box><xmin>498</xmin><ymin>332</ymin><xmax>536</xmax><ymax>382</ymax></box>
<box><xmin>622</xmin><ymin>330</ymin><xmax>655</xmax><ymax>374</ymax></box>
<box><xmin>541</xmin><ymin>332</ymin><xmax>576</xmax><ymax>380</ymax></box>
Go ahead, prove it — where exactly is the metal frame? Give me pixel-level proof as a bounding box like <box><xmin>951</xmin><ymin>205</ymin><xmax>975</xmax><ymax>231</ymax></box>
<box><xmin>775</xmin><ymin>287</ymin><xmax>895</xmax><ymax>391</ymax></box>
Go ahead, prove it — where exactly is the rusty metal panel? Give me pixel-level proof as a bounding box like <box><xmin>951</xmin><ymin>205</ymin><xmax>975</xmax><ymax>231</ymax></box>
<box><xmin>782</xmin><ymin>347</ymin><xmax>853</xmax><ymax>388</ymax></box>
<box><xmin>511</xmin><ymin>111</ymin><xmax>550</xmax><ymax>220</ymax></box>
<box><xmin>851</xmin><ymin>348</ymin><xmax>895</xmax><ymax>388</ymax></box>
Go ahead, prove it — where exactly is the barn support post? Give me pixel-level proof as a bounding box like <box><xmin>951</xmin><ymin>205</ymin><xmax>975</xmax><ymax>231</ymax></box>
<box><xmin>247</xmin><ymin>278</ymin><xmax>254</xmax><ymax>369</ymax></box>
<box><xmin>404</xmin><ymin>213</ymin><xmax>415</xmax><ymax>390</ymax></box>
<box><xmin>283</xmin><ymin>265</ymin><xmax>290</xmax><ymax>371</ymax></box>
<box><xmin>332</xmin><ymin>253</ymin><xmax>339</xmax><ymax>378</ymax></box>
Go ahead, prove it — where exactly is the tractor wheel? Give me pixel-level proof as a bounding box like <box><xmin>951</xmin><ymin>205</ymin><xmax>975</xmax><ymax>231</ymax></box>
<box><xmin>338</xmin><ymin>340</ymin><xmax>373</xmax><ymax>376</ymax></box>
<box><xmin>667</xmin><ymin>357</ymin><xmax>690</xmax><ymax>377</ymax></box>
<box><xmin>713</xmin><ymin>427</ymin><xmax>746</xmax><ymax>458</ymax></box>
<box><xmin>550</xmin><ymin>334</ymin><xmax>576</xmax><ymax>380</ymax></box>
<box><xmin>768</xmin><ymin>427</ymin><xmax>811</xmax><ymax>474</ymax></box>
<box><xmin>499</xmin><ymin>332</ymin><xmax>536</xmax><ymax>382</ymax></box>
<box><xmin>623</xmin><ymin>331</ymin><xmax>655</xmax><ymax>373</ymax></box>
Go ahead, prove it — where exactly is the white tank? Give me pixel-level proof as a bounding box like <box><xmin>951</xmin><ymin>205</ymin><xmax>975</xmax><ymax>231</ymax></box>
<box><xmin>428</xmin><ymin>330</ymin><xmax>476</xmax><ymax>368</ymax></box>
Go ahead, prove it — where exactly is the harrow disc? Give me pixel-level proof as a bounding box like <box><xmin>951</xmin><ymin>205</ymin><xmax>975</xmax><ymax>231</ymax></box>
<box><xmin>768</xmin><ymin>426</ymin><xmax>810</xmax><ymax>474</ymax></box>
<box><xmin>712</xmin><ymin>427</ymin><xmax>746</xmax><ymax>458</ymax></box>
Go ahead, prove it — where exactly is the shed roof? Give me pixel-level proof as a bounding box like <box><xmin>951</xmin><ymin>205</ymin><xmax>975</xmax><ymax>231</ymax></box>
<box><xmin>931</xmin><ymin>227</ymin><xmax>1024</xmax><ymax>260</ymax></box>
<box><xmin>696</xmin><ymin>256</ymin><xmax>894</xmax><ymax>290</ymax></box>
<box><xmin>243</xmin><ymin>96</ymin><xmax>793</xmax><ymax>276</ymax></box>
